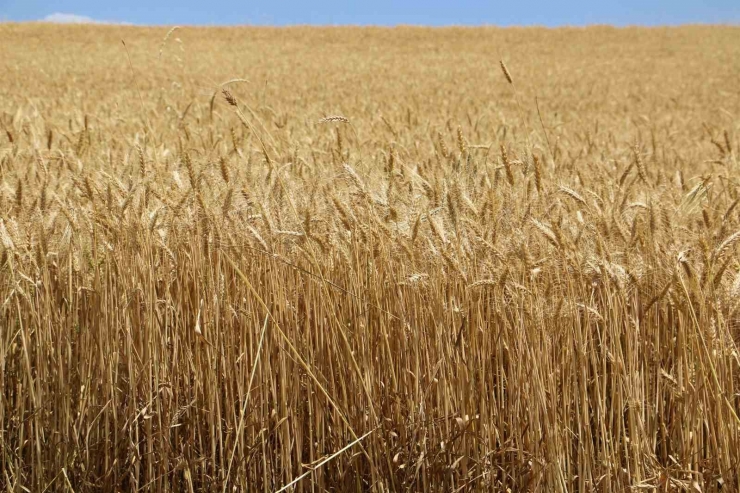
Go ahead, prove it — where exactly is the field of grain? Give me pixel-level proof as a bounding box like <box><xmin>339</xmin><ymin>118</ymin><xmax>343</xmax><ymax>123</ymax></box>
<box><xmin>1</xmin><ymin>23</ymin><xmax>739</xmax><ymax>492</ymax></box>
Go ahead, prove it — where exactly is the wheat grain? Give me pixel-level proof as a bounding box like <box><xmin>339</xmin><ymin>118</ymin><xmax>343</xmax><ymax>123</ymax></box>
<box><xmin>500</xmin><ymin>60</ymin><xmax>513</xmax><ymax>84</ymax></box>
<box><xmin>3</xmin><ymin>24</ymin><xmax>739</xmax><ymax>493</ymax></box>
<box><xmin>318</xmin><ymin>115</ymin><xmax>350</xmax><ymax>124</ymax></box>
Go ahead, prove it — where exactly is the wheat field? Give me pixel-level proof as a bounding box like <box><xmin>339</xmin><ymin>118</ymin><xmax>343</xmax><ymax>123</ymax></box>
<box><xmin>1</xmin><ymin>23</ymin><xmax>740</xmax><ymax>492</ymax></box>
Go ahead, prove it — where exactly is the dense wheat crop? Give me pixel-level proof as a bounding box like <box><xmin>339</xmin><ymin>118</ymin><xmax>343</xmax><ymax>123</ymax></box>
<box><xmin>1</xmin><ymin>23</ymin><xmax>740</xmax><ymax>492</ymax></box>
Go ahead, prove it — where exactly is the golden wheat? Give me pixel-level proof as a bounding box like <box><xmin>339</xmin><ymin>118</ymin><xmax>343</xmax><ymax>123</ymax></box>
<box><xmin>0</xmin><ymin>22</ymin><xmax>739</xmax><ymax>493</ymax></box>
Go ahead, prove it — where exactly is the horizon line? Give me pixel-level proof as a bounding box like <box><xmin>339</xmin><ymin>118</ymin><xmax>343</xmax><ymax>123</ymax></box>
<box><xmin>4</xmin><ymin>20</ymin><xmax>740</xmax><ymax>29</ymax></box>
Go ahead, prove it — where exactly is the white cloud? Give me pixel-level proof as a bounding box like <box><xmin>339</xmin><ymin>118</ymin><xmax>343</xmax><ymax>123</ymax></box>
<box><xmin>42</xmin><ymin>13</ymin><xmax>129</xmax><ymax>25</ymax></box>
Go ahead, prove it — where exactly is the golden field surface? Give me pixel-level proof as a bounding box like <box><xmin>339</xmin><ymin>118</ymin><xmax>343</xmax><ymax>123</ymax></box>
<box><xmin>1</xmin><ymin>23</ymin><xmax>740</xmax><ymax>492</ymax></box>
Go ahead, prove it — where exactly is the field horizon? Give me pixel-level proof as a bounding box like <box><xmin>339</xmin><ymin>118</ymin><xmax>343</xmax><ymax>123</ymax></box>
<box><xmin>1</xmin><ymin>23</ymin><xmax>739</xmax><ymax>492</ymax></box>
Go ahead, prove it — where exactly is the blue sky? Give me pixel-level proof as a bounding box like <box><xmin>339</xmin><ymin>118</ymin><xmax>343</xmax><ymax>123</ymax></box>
<box><xmin>1</xmin><ymin>0</ymin><xmax>739</xmax><ymax>26</ymax></box>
